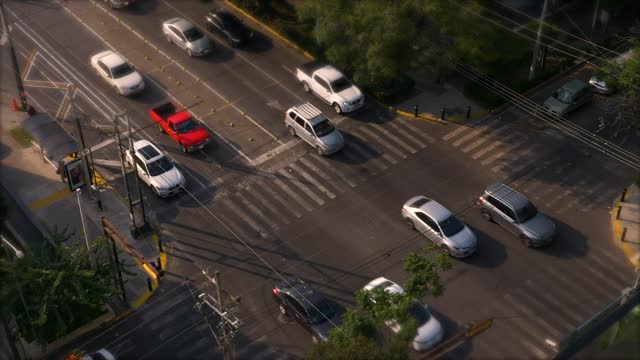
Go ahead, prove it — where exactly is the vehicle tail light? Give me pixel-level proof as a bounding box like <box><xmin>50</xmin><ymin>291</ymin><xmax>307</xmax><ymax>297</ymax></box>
<box><xmin>476</xmin><ymin>197</ymin><xmax>483</xmax><ymax>205</ymax></box>
<box><xmin>272</xmin><ymin>288</ymin><xmax>278</xmax><ymax>295</ymax></box>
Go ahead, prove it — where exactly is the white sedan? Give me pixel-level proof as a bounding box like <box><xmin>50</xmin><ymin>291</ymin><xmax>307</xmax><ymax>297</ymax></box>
<box><xmin>90</xmin><ymin>50</ymin><xmax>144</xmax><ymax>96</ymax></box>
<box><xmin>363</xmin><ymin>277</ymin><xmax>444</xmax><ymax>352</ymax></box>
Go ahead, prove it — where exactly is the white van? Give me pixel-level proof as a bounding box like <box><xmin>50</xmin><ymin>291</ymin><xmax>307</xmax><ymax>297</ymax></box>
<box><xmin>285</xmin><ymin>103</ymin><xmax>344</xmax><ymax>156</ymax></box>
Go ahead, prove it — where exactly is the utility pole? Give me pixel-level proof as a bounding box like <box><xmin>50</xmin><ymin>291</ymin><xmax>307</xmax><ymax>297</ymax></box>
<box><xmin>113</xmin><ymin>112</ymin><xmax>148</xmax><ymax>238</ymax></box>
<box><xmin>529</xmin><ymin>0</ymin><xmax>550</xmax><ymax>80</ymax></box>
<box><xmin>0</xmin><ymin>1</ymin><xmax>33</xmax><ymax>114</ymax></box>
<box><xmin>196</xmin><ymin>269</ymin><xmax>242</xmax><ymax>360</ymax></box>
<box><xmin>76</xmin><ymin>188</ymin><xmax>96</xmax><ymax>270</ymax></box>
<box><xmin>591</xmin><ymin>0</ymin><xmax>600</xmax><ymax>32</ymax></box>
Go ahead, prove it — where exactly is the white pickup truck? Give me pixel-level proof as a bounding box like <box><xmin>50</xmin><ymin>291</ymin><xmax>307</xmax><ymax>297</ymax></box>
<box><xmin>296</xmin><ymin>61</ymin><xmax>364</xmax><ymax>114</ymax></box>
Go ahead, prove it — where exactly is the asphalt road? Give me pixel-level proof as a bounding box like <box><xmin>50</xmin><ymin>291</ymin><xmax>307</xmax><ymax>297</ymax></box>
<box><xmin>5</xmin><ymin>1</ymin><xmax>640</xmax><ymax>359</ymax></box>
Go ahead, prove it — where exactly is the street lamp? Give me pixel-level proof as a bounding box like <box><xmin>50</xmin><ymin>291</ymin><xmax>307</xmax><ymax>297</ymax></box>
<box><xmin>1</xmin><ymin>234</ymin><xmax>23</xmax><ymax>259</ymax></box>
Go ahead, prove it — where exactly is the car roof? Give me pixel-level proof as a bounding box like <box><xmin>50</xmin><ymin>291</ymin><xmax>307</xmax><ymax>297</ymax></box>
<box><xmin>290</xmin><ymin>103</ymin><xmax>328</xmax><ymax>125</ymax></box>
<box><xmin>418</xmin><ymin>199</ymin><xmax>452</xmax><ymax>222</ymax></box>
<box><xmin>276</xmin><ymin>279</ymin><xmax>324</xmax><ymax>308</ymax></box>
<box><xmin>364</xmin><ymin>277</ymin><xmax>405</xmax><ymax>295</ymax></box>
<box><xmin>561</xmin><ymin>79</ymin><xmax>589</xmax><ymax>93</ymax></box>
<box><xmin>133</xmin><ymin>140</ymin><xmax>164</xmax><ymax>163</ymax></box>
<box><xmin>165</xmin><ymin>18</ymin><xmax>194</xmax><ymax>32</ymax></box>
<box><xmin>484</xmin><ymin>183</ymin><xmax>530</xmax><ymax>209</ymax></box>
<box><xmin>97</xmin><ymin>51</ymin><xmax>126</xmax><ymax>68</ymax></box>
<box><xmin>315</xmin><ymin>65</ymin><xmax>345</xmax><ymax>82</ymax></box>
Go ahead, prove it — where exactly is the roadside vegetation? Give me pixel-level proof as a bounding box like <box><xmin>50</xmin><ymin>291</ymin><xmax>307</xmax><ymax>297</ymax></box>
<box><xmin>9</xmin><ymin>127</ymin><xmax>34</xmax><ymax>148</ymax></box>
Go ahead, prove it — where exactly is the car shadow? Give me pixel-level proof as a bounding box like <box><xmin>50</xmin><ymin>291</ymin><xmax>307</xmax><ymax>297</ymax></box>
<box><xmin>322</xmin><ymin>131</ymin><xmax>383</xmax><ymax>166</ymax></box>
<box><xmin>240</xmin><ymin>30</ymin><xmax>274</xmax><ymax>54</ymax></box>
<box><xmin>459</xmin><ymin>227</ymin><xmax>507</xmax><ymax>268</ymax></box>
<box><xmin>196</xmin><ymin>41</ymin><xmax>235</xmax><ymax>63</ymax></box>
<box><xmin>424</xmin><ymin>308</ymin><xmax>473</xmax><ymax>359</ymax></box>
<box><xmin>130</xmin><ymin>75</ymin><xmax>168</xmax><ymax>105</ymax></box>
<box><xmin>0</xmin><ymin>142</ymin><xmax>12</xmax><ymax>161</ymax></box>
<box><xmin>125</xmin><ymin>0</ymin><xmax>159</xmax><ymax>14</ymax></box>
<box><xmin>539</xmin><ymin>216</ymin><xmax>588</xmax><ymax>258</ymax></box>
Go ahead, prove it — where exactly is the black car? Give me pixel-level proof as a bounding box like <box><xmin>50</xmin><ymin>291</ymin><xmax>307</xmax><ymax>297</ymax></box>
<box><xmin>272</xmin><ymin>278</ymin><xmax>342</xmax><ymax>343</ymax></box>
<box><xmin>205</xmin><ymin>9</ymin><xmax>254</xmax><ymax>47</ymax></box>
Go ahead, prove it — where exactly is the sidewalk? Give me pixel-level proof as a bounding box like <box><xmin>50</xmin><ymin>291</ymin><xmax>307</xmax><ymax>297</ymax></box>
<box><xmin>0</xmin><ymin>92</ymin><xmax>164</xmax><ymax>357</ymax></box>
<box><xmin>611</xmin><ymin>181</ymin><xmax>640</xmax><ymax>269</ymax></box>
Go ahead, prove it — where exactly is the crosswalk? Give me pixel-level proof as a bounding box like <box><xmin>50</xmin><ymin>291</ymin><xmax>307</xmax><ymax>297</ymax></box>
<box><xmin>198</xmin><ymin>117</ymin><xmax>435</xmax><ymax>241</ymax></box>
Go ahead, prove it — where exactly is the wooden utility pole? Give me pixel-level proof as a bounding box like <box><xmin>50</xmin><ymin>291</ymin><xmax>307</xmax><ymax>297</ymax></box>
<box><xmin>529</xmin><ymin>0</ymin><xmax>550</xmax><ymax>80</ymax></box>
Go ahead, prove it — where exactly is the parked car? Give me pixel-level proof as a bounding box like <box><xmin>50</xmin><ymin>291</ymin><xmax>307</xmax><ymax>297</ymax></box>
<box><xmin>296</xmin><ymin>61</ymin><xmax>364</xmax><ymax>114</ymax></box>
<box><xmin>163</xmin><ymin>18</ymin><xmax>211</xmax><ymax>57</ymax></box>
<box><xmin>272</xmin><ymin>278</ymin><xmax>342</xmax><ymax>343</ymax></box>
<box><xmin>363</xmin><ymin>277</ymin><xmax>444</xmax><ymax>352</ymax></box>
<box><xmin>588</xmin><ymin>49</ymin><xmax>634</xmax><ymax>95</ymax></box>
<box><xmin>90</xmin><ymin>50</ymin><xmax>144</xmax><ymax>96</ymax></box>
<box><xmin>81</xmin><ymin>348</ymin><xmax>116</xmax><ymax>360</ymax></box>
<box><xmin>149</xmin><ymin>102</ymin><xmax>210</xmax><ymax>153</ymax></box>
<box><xmin>402</xmin><ymin>196</ymin><xmax>477</xmax><ymax>258</ymax></box>
<box><xmin>205</xmin><ymin>8</ymin><xmax>254</xmax><ymax>47</ymax></box>
<box><xmin>543</xmin><ymin>79</ymin><xmax>593</xmax><ymax>116</ymax></box>
<box><xmin>102</xmin><ymin>0</ymin><xmax>134</xmax><ymax>9</ymax></box>
<box><xmin>285</xmin><ymin>103</ymin><xmax>344</xmax><ymax>156</ymax></box>
<box><xmin>477</xmin><ymin>183</ymin><xmax>556</xmax><ymax>247</ymax></box>
<box><xmin>126</xmin><ymin>140</ymin><xmax>186</xmax><ymax>198</ymax></box>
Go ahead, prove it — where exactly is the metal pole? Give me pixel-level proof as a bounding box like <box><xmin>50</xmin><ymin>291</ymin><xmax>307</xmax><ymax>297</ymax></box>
<box><xmin>76</xmin><ymin>188</ymin><xmax>96</xmax><ymax>270</ymax></box>
<box><xmin>124</xmin><ymin>113</ymin><xmax>148</xmax><ymax>232</ymax></box>
<box><xmin>529</xmin><ymin>0</ymin><xmax>550</xmax><ymax>80</ymax></box>
<box><xmin>103</xmin><ymin>217</ymin><xmax>127</xmax><ymax>303</ymax></box>
<box><xmin>215</xmin><ymin>271</ymin><xmax>233</xmax><ymax>360</ymax></box>
<box><xmin>114</xmin><ymin>114</ymin><xmax>136</xmax><ymax>230</ymax></box>
<box><xmin>591</xmin><ymin>0</ymin><xmax>600</xmax><ymax>32</ymax></box>
<box><xmin>0</xmin><ymin>1</ymin><xmax>30</xmax><ymax>113</ymax></box>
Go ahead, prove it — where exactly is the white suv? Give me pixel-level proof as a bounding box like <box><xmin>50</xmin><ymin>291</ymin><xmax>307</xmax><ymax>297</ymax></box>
<box><xmin>285</xmin><ymin>103</ymin><xmax>344</xmax><ymax>156</ymax></box>
<box><xmin>126</xmin><ymin>140</ymin><xmax>185</xmax><ymax>198</ymax></box>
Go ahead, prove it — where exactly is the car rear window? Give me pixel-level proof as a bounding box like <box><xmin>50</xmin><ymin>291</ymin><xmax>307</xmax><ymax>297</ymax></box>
<box><xmin>412</xmin><ymin>197</ymin><xmax>431</xmax><ymax>208</ymax></box>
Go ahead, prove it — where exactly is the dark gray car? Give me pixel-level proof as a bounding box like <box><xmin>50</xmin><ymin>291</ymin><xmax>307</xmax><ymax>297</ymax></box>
<box><xmin>543</xmin><ymin>79</ymin><xmax>593</xmax><ymax>116</ymax></box>
<box><xmin>477</xmin><ymin>183</ymin><xmax>556</xmax><ymax>247</ymax></box>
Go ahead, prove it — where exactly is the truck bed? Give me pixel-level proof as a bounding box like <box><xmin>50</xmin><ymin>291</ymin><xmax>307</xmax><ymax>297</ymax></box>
<box><xmin>297</xmin><ymin>60</ymin><xmax>326</xmax><ymax>77</ymax></box>
<box><xmin>150</xmin><ymin>102</ymin><xmax>179</xmax><ymax>120</ymax></box>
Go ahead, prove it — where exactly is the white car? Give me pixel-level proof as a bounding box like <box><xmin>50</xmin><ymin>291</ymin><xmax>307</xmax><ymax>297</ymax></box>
<box><xmin>90</xmin><ymin>50</ymin><xmax>144</xmax><ymax>96</ymax></box>
<box><xmin>163</xmin><ymin>18</ymin><xmax>211</xmax><ymax>57</ymax></box>
<box><xmin>126</xmin><ymin>140</ymin><xmax>186</xmax><ymax>198</ymax></box>
<box><xmin>363</xmin><ymin>277</ymin><xmax>444</xmax><ymax>352</ymax></box>
<box><xmin>82</xmin><ymin>348</ymin><xmax>116</xmax><ymax>360</ymax></box>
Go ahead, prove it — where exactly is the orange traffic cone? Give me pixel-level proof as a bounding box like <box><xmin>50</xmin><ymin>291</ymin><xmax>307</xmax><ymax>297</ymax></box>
<box><xmin>12</xmin><ymin>98</ymin><xmax>19</xmax><ymax>111</ymax></box>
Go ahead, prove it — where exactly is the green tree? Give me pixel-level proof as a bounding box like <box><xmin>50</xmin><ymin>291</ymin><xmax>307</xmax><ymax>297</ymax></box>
<box><xmin>0</xmin><ymin>226</ymin><xmax>128</xmax><ymax>347</ymax></box>
<box><xmin>307</xmin><ymin>246</ymin><xmax>452</xmax><ymax>359</ymax></box>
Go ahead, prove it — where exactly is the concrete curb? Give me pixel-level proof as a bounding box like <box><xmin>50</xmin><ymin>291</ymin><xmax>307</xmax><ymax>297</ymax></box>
<box><xmin>395</xmin><ymin>108</ymin><xmax>489</xmax><ymax>123</ymax></box>
<box><xmin>610</xmin><ymin>185</ymin><xmax>640</xmax><ymax>269</ymax></box>
<box><xmin>223</xmin><ymin>0</ymin><xmax>315</xmax><ymax>60</ymax></box>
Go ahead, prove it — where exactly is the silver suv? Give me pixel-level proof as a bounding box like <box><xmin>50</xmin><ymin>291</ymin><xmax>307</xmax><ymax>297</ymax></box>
<box><xmin>477</xmin><ymin>183</ymin><xmax>556</xmax><ymax>247</ymax></box>
<box><xmin>285</xmin><ymin>103</ymin><xmax>344</xmax><ymax>156</ymax></box>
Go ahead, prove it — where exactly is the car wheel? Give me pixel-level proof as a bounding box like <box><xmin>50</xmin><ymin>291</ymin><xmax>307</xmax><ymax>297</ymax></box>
<box><xmin>315</xmin><ymin>146</ymin><xmax>324</xmax><ymax>156</ymax></box>
<box><xmin>480</xmin><ymin>208</ymin><xmax>492</xmax><ymax>222</ymax></box>
<box><xmin>441</xmin><ymin>244</ymin><xmax>451</xmax><ymax>256</ymax></box>
<box><xmin>165</xmin><ymin>34</ymin><xmax>172</xmax><ymax>43</ymax></box>
<box><xmin>333</xmin><ymin>103</ymin><xmax>342</xmax><ymax>114</ymax></box>
<box><xmin>279</xmin><ymin>304</ymin><xmax>287</xmax><ymax>316</ymax></box>
<box><xmin>302</xmin><ymin>81</ymin><xmax>310</xmax><ymax>93</ymax></box>
<box><xmin>181</xmin><ymin>144</ymin><xmax>188</xmax><ymax>153</ymax></box>
<box><xmin>287</xmin><ymin>126</ymin><xmax>296</xmax><ymax>137</ymax></box>
<box><xmin>187</xmin><ymin>49</ymin><xmax>194</xmax><ymax>57</ymax></box>
<box><xmin>404</xmin><ymin>217</ymin><xmax>415</xmax><ymax>230</ymax></box>
<box><xmin>519</xmin><ymin>234</ymin><xmax>533</xmax><ymax>247</ymax></box>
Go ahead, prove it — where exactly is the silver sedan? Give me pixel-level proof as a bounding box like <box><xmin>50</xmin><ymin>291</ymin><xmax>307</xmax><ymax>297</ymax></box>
<box><xmin>402</xmin><ymin>196</ymin><xmax>477</xmax><ymax>258</ymax></box>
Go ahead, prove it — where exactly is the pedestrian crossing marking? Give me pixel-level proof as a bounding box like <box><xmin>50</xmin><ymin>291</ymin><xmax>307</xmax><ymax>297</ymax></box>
<box><xmin>480</xmin><ymin>136</ymin><xmax>527</xmax><ymax>166</ymax></box>
<box><xmin>221</xmin><ymin>197</ymin><xmax>269</xmax><ymax>238</ymax></box>
<box><xmin>462</xmin><ymin>123</ymin><xmax>514</xmax><ymax>153</ymax></box>
<box><xmin>289</xmin><ymin>163</ymin><xmax>336</xmax><ymax>200</ymax></box>
<box><xmin>298</xmin><ymin>157</ymin><xmax>347</xmax><ymax>193</ymax></box>
<box><xmin>386</xmin><ymin>121</ymin><xmax>427</xmax><ymax>149</ymax></box>
<box><xmin>278</xmin><ymin>168</ymin><xmax>325</xmax><ymax>206</ymax></box>
<box><xmin>358</xmin><ymin>126</ymin><xmax>407</xmax><ymax>160</ymax></box>
<box><xmin>235</xmin><ymin>191</ymin><xmax>280</xmax><ymax>231</ymax></box>
<box><xmin>370</xmin><ymin>124</ymin><xmax>417</xmax><ymax>154</ymax></box>
<box><xmin>452</xmin><ymin>118</ymin><xmax>500</xmax><ymax>147</ymax></box>
<box><xmin>272</xmin><ymin>175</ymin><xmax>314</xmax><ymax>212</ymax></box>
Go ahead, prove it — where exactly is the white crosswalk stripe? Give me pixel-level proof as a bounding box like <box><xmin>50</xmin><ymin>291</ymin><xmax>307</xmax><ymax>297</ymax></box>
<box><xmin>221</xmin><ymin>197</ymin><xmax>269</xmax><ymax>238</ymax></box>
<box><xmin>299</xmin><ymin>157</ymin><xmax>347</xmax><ymax>193</ymax></box>
<box><xmin>272</xmin><ymin>174</ymin><xmax>314</xmax><ymax>212</ymax></box>
<box><xmin>480</xmin><ymin>136</ymin><xmax>528</xmax><ymax>165</ymax></box>
<box><xmin>235</xmin><ymin>191</ymin><xmax>280</xmax><ymax>231</ymax></box>
<box><xmin>452</xmin><ymin>118</ymin><xmax>501</xmax><ymax>147</ymax></box>
<box><xmin>503</xmin><ymin>292</ymin><xmax>565</xmax><ymax>340</ymax></box>
<box><xmin>401</xmin><ymin>120</ymin><xmax>436</xmax><ymax>143</ymax></box>
<box><xmin>442</xmin><ymin>124</ymin><xmax>470</xmax><ymax>141</ymax></box>
<box><xmin>358</xmin><ymin>126</ymin><xmax>406</xmax><ymax>160</ymax></box>
<box><xmin>312</xmin><ymin>155</ymin><xmax>358</xmax><ymax>188</ymax></box>
<box><xmin>386</xmin><ymin>121</ymin><xmax>428</xmax><ymax>149</ymax></box>
<box><xmin>510</xmin><ymin>160</ymin><xmax>554</xmax><ymax>190</ymax></box>
<box><xmin>289</xmin><ymin>163</ymin><xmax>335</xmax><ymax>200</ymax></box>
<box><xmin>278</xmin><ymin>168</ymin><xmax>325</xmax><ymax>206</ymax></box>
<box><xmin>248</xmin><ymin>180</ymin><xmax>300</xmax><ymax>220</ymax></box>
<box><xmin>370</xmin><ymin>124</ymin><xmax>417</xmax><ymax>154</ymax></box>
<box><xmin>347</xmin><ymin>141</ymin><xmax>390</xmax><ymax>169</ymax></box>
<box><xmin>241</xmin><ymin>187</ymin><xmax>286</xmax><ymax>228</ymax></box>
<box><xmin>461</xmin><ymin>123</ymin><xmax>514</xmax><ymax>153</ymax></box>
<box><xmin>491</xmin><ymin>145</ymin><xmax>538</xmax><ymax>173</ymax></box>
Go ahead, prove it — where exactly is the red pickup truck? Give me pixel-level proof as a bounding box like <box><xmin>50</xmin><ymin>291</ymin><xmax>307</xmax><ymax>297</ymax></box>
<box><xmin>150</xmin><ymin>102</ymin><xmax>210</xmax><ymax>153</ymax></box>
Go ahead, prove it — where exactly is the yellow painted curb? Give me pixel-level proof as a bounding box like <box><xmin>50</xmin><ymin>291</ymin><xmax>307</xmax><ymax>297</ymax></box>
<box><xmin>28</xmin><ymin>188</ymin><xmax>73</xmax><ymax>211</ymax></box>
<box><xmin>224</xmin><ymin>0</ymin><xmax>314</xmax><ymax>60</ymax></box>
<box><xmin>396</xmin><ymin>109</ymin><xmax>486</xmax><ymax>123</ymax></box>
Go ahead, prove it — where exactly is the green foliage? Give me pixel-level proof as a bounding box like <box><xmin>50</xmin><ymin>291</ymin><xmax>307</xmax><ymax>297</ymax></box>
<box><xmin>9</xmin><ymin>127</ymin><xmax>34</xmax><ymax>148</ymax></box>
<box><xmin>0</xmin><ymin>226</ymin><xmax>128</xmax><ymax>346</ymax></box>
<box><xmin>617</xmin><ymin>47</ymin><xmax>640</xmax><ymax>98</ymax></box>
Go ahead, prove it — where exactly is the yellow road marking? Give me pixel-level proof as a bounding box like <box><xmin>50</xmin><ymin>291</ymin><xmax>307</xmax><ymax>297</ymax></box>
<box><xmin>21</xmin><ymin>49</ymin><xmax>37</xmax><ymax>80</ymax></box>
<box><xmin>28</xmin><ymin>188</ymin><xmax>73</xmax><ymax>211</ymax></box>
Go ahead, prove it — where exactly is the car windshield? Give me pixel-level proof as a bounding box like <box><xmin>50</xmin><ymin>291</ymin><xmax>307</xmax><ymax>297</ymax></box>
<box><xmin>174</xmin><ymin>118</ymin><xmax>198</xmax><ymax>134</ymax></box>
<box><xmin>553</xmin><ymin>88</ymin><xmax>574</xmax><ymax>103</ymax></box>
<box><xmin>308</xmin><ymin>299</ymin><xmax>336</xmax><ymax>325</ymax></box>
<box><xmin>147</xmin><ymin>157</ymin><xmax>174</xmax><ymax>177</ymax></box>
<box><xmin>183</xmin><ymin>27</ymin><xmax>204</xmax><ymax>42</ymax></box>
<box><xmin>330</xmin><ymin>77</ymin><xmax>352</xmax><ymax>93</ymax></box>
<box><xmin>515</xmin><ymin>202</ymin><xmax>538</xmax><ymax>223</ymax></box>
<box><xmin>313</xmin><ymin>119</ymin><xmax>335</xmax><ymax>137</ymax></box>
<box><xmin>111</xmin><ymin>63</ymin><xmax>134</xmax><ymax>79</ymax></box>
<box><xmin>438</xmin><ymin>215</ymin><xmax>465</xmax><ymax>237</ymax></box>
<box><xmin>408</xmin><ymin>302</ymin><xmax>431</xmax><ymax>326</ymax></box>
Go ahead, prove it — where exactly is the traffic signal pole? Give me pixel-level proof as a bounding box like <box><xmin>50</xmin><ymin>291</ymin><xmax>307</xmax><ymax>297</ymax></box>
<box><xmin>0</xmin><ymin>1</ymin><xmax>33</xmax><ymax>114</ymax></box>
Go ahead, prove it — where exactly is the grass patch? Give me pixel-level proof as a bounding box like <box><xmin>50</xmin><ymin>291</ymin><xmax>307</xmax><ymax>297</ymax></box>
<box><xmin>636</xmin><ymin>177</ymin><xmax>640</xmax><ymax>188</ymax></box>
<box><xmin>10</xmin><ymin>127</ymin><xmax>34</xmax><ymax>148</ymax></box>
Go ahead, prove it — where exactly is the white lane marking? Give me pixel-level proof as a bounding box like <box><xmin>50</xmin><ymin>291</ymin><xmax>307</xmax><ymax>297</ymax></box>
<box><xmin>442</xmin><ymin>124</ymin><xmax>469</xmax><ymax>141</ymax></box>
<box><xmin>281</xmin><ymin>65</ymin><xmax>295</xmax><ymax>74</ymax></box>
<box><xmin>298</xmin><ymin>157</ymin><xmax>346</xmax><ymax>193</ymax></box>
<box><xmin>289</xmin><ymin>163</ymin><xmax>335</xmax><ymax>200</ymax></box>
<box><xmin>255</xmin><ymin>178</ymin><xmax>303</xmax><ymax>219</ymax></box>
<box><xmin>452</xmin><ymin>118</ymin><xmax>500</xmax><ymax>147</ymax></box>
<box><xmin>479</xmin><ymin>135</ymin><xmax>527</xmax><ymax>164</ymax></box>
<box><xmin>271</xmin><ymin>176</ymin><xmax>313</xmax><ymax>213</ymax></box>
<box><xmin>357</xmin><ymin>126</ymin><xmax>405</xmax><ymax>161</ymax></box>
<box><xmin>346</xmin><ymin>141</ymin><xmax>390</xmax><ymax>169</ymax></box>
<box><xmin>463</xmin><ymin>123</ymin><xmax>514</xmax><ymax>153</ymax></box>
<box><xmin>398</xmin><ymin>120</ymin><xmax>435</xmax><ymax>143</ymax></box>
<box><xmin>311</xmin><ymin>155</ymin><xmax>358</xmax><ymax>188</ymax></box>
<box><xmin>251</xmin><ymin>138</ymin><xmax>302</xmax><ymax>166</ymax></box>
<box><xmin>245</xmin><ymin>184</ymin><xmax>292</xmax><ymax>224</ymax></box>
<box><xmin>235</xmin><ymin>191</ymin><xmax>279</xmax><ymax>231</ymax></box>
<box><xmin>386</xmin><ymin>121</ymin><xmax>427</xmax><ymax>149</ymax></box>
<box><xmin>503</xmin><ymin>293</ymin><xmax>564</xmax><ymax>339</ymax></box>
<box><xmin>371</xmin><ymin>124</ymin><xmax>417</xmax><ymax>154</ymax></box>
<box><xmin>279</xmin><ymin>168</ymin><xmax>325</xmax><ymax>205</ymax></box>
<box><xmin>220</xmin><ymin>197</ymin><xmax>268</xmax><ymax>238</ymax></box>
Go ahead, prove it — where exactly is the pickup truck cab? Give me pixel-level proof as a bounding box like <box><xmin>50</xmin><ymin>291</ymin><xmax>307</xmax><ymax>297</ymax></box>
<box><xmin>296</xmin><ymin>61</ymin><xmax>364</xmax><ymax>114</ymax></box>
<box><xmin>150</xmin><ymin>102</ymin><xmax>210</xmax><ymax>153</ymax></box>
